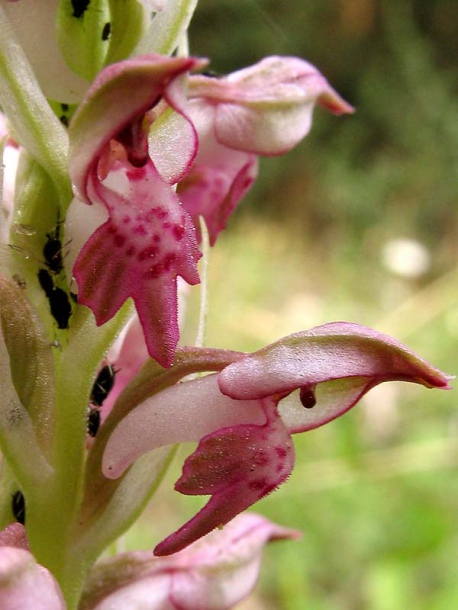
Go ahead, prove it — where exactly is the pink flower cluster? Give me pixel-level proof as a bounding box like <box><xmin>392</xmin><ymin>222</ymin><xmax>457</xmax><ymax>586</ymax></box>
<box><xmin>68</xmin><ymin>54</ymin><xmax>353</xmax><ymax>366</ymax></box>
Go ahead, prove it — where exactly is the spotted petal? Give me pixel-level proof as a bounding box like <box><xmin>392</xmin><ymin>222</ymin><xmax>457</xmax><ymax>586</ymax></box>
<box><xmin>73</xmin><ymin>159</ymin><xmax>201</xmax><ymax>367</ymax></box>
<box><xmin>155</xmin><ymin>398</ymin><xmax>294</xmax><ymax>555</ymax></box>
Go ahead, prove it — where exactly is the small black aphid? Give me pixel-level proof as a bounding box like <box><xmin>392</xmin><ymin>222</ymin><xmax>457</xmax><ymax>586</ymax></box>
<box><xmin>38</xmin><ymin>268</ymin><xmax>54</xmax><ymax>295</ymax></box>
<box><xmin>72</xmin><ymin>0</ymin><xmax>91</xmax><ymax>18</ymax></box>
<box><xmin>38</xmin><ymin>269</ymin><xmax>72</xmax><ymax>329</ymax></box>
<box><xmin>48</xmin><ymin>285</ymin><xmax>72</xmax><ymax>329</ymax></box>
<box><xmin>90</xmin><ymin>364</ymin><xmax>117</xmax><ymax>407</ymax></box>
<box><xmin>102</xmin><ymin>22</ymin><xmax>111</xmax><ymax>41</ymax></box>
<box><xmin>60</xmin><ymin>104</ymin><xmax>70</xmax><ymax>127</ymax></box>
<box><xmin>87</xmin><ymin>407</ymin><xmax>101</xmax><ymax>437</ymax></box>
<box><xmin>43</xmin><ymin>224</ymin><xmax>64</xmax><ymax>276</ymax></box>
<box><xmin>11</xmin><ymin>490</ymin><xmax>25</xmax><ymax>525</ymax></box>
<box><xmin>299</xmin><ymin>386</ymin><xmax>316</xmax><ymax>409</ymax></box>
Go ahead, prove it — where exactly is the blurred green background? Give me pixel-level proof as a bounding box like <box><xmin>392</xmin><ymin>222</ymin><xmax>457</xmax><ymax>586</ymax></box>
<box><xmin>133</xmin><ymin>1</ymin><xmax>458</xmax><ymax>608</ymax></box>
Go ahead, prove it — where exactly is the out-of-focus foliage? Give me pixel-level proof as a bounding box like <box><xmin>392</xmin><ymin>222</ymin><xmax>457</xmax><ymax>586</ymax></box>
<box><xmin>190</xmin><ymin>0</ymin><xmax>458</xmax><ymax>274</ymax></box>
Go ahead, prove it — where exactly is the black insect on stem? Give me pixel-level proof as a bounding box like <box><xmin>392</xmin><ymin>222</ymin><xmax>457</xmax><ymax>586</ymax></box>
<box><xmin>87</xmin><ymin>408</ymin><xmax>101</xmax><ymax>437</ymax></box>
<box><xmin>43</xmin><ymin>223</ymin><xmax>64</xmax><ymax>276</ymax></box>
<box><xmin>38</xmin><ymin>268</ymin><xmax>54</xmax><ymax>295</ymax></box>
<box><xmin>11</xmin><ymin>490</ymin><xmax>25</xmax><ymax>525</ymax></box>
<box><xmin>72</xmin><ymin>0</ymin><xmax>91</xmax><ymax>18</ymax></box>
<box><xmin>90</xmin><ymin>364</ymin><xmax>117</xmax><ymax>407</ymax></box>
<box><xmin>60</xmin><ymin>103</ymin><xmax>70</xmax><ymax>127</ymax></box>
<box><xmin>37</xmin><ymin>269</ymin><xmax>72</xmax><ymax>330</ymax></box>
<box><xmin>102</xmin><ymin>22</ymin><xmax>111</xmax><ymax>41</ymax></box>
<box><xmin>87</xmin><ymin>365</ymin><xmax>117</xmax><ymax>437</ymax></box>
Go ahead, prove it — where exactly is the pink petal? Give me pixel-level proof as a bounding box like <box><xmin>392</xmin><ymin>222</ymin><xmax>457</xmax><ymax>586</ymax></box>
<box><xmin>189</xmin><ymin>56</ymin><xmax>354</xmax><ymax>155</ymax></box>
<box><xmin>155</xmin><ymin>398</ymin><xmax>294</xmax><ymax>556</ymax></box>
<box><xmin>0</xmin><ymin>547</ymin><xmax>65</xmax><ymax>610</ymax></box>
<box><xmin>219</xmin><ymin>322</ymin><xmax>452</xmax><ymax>401</ymax></box>
<box><xmin>0</xmin><ymin>524</ymin><xmax>29</xmax><ymax>551</ymax></box>
<box><xmin>178</xmin><ymin>101</ymin><xmax>258</xmax><ymax>244</ymax></box>
<box><xmin>81</xmin><ymin>514</ymin><xmax>298</xmax><ymax>610</ymax></box>
<box><xmin>278</xmin><ymin>377</ymin><xmax>383</xmax><ymax>434</ymax></box>
<box><xmin>73</xmin><ymin>160</ymin><xmax>201</xmax><ymax>367</ymax></box>
<box><xmin>69</xmin><ymin>54</ymin><xmax>204</xmax><ymax>202</ymax></box>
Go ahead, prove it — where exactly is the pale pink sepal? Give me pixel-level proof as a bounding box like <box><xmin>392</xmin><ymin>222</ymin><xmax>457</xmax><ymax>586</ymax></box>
<box><xmin>103</xmin><ymin>374</ymin><xmax>266</xmax><ymax>479</ymax></box>
<box><xmin>219</xmin><ymin>322</ymin><xmax>452</xmax><ymax>399</ymax></box>
<box><xmin>80</xmin><ymin>514</ymin><xmax>299</xmax><ymax>610</ymax></box>
<box><xmin>104</xmin><ymin>378</ymin><xmax>293</xmax><ymax>555</ymax></box>
<box><xmin>0</xmin><ymin>547</ymin><xmax>65</xmax><ymax>610</ymax></box>
<box><xmin>219</xmin><ymin>322</ymin><xmax>452</xmax><ymax>434</ymax></box>
<box><xmin>189</xmin><ymin>55</ymin><xmax>354</xmax><ymax>155</ymax></box>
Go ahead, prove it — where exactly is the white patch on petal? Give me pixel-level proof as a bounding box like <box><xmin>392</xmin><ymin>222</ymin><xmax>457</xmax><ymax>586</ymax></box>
<box><xmin>64</xmin><ymin>196</ymin><xmax>108</xmax><ymax>281</ymax></box>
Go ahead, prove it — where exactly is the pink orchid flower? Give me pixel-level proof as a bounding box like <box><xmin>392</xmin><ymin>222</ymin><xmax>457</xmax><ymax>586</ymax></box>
<box><xmin>0</xmin><ymin>525</ymin><xmax>65</xmax><ymax>610</ymax></box>
<box><xmin>80</xmin><ymin>514</ymin><xmax>298</xmax><ymax>610</ymax></box>
<box><xmin>68</xmin><ymin>54</ymin><xmax>205</xmax><ymax>367</ymax></box>
<box><xmin>178</xmin><ymin>56</ymin><xmax>354</xmax><ymax>244</ymax></box>
<box><xmin>67</xmin><ymin>54</ymin><xmax>353</xmax><ymax>365</ymax></box>
<box><xmin>0</xmin><ymin>517</ymin><xmax>295</xmax><ymax>610</ymax></box>
<box><xmin>102</xmin><ymin>322</ymin><xmax>451</xmax><ymax>556</ymax></box>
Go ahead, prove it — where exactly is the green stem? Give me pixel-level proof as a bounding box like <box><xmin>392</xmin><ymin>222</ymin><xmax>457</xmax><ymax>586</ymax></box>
<box><xmin>47</xmin><ymin>303</ymin><xmax>131</xmax><ymax>608</ymax></box>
